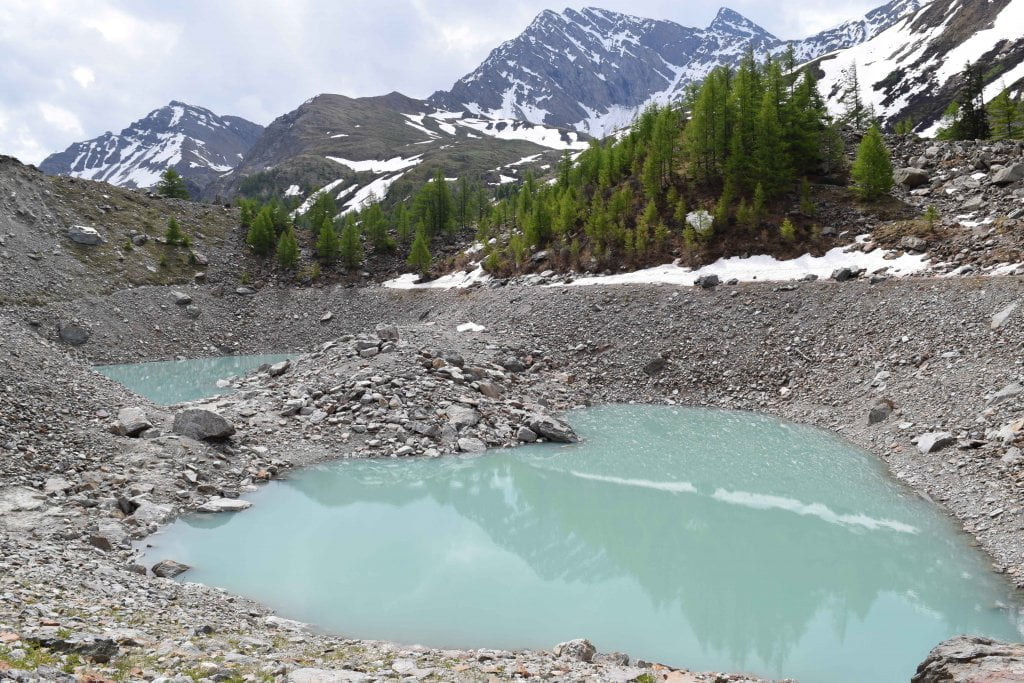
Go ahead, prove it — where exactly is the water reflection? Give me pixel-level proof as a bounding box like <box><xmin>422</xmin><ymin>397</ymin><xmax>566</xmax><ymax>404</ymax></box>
<box><xmin>148</xmin><ymin>406</ymin><xmax>1024</xmax><ymax>682</ymax></box>
<box><xmin>96</xmin><ymin>353</ymin><xmax>291</xmax><ymax>404</ymax></box>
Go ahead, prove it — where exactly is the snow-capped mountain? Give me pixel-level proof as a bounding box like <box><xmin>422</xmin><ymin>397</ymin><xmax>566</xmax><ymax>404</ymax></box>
<box><xmin>815</xmin><ymin>0</ymin><xmax>1024</xmax><ymax>134</ymax></box>
<box><xmin>429</xmin><ymin>1</ymin><xmax>925</xmax><ymax>136</ymax></box>
<box><xmin>39</xmin><ymin>102</ymin><xmax>263</xmax><ymax>195</ymax></box>
<box><xmin>207</xmin><ymin>91</ymin><xmax>587</xmax><ymax>209</ymax></box>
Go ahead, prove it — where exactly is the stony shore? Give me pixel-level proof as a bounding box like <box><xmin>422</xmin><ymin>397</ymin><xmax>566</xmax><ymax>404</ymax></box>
<box><xmin>2</xmin><ymin>274</ymin><xmax>1023</xmax><ymax>682</ymax></box>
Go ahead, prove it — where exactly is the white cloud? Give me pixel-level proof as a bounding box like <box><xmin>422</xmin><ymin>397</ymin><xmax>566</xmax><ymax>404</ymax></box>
<box><xmin>71</xmin><ymin>66</ymin><xmax>95</xmax><ymax>89</ymax></box>
<box><xmin>38</xmin><ymin>103</ymin><xmax>83</xmax><ymax>135</ymax></box>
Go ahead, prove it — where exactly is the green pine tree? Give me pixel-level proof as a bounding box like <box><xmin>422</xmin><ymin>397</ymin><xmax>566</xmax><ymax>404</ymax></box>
<box><xmin>407</xmin><ymin>227</ymin><xmax>431</xmax><ymax>275</ymax></box>
<box><xmin>780</xmin><ymin>218</ymin><xmax>796</xmax><ymax>242</ymax></box>
<box><xmin>155</xmin><ymin>168</ymin><xmax>190</xmax><ymax>199</ymax></box>
<box><xmin>276</xmin><ymin>227</ymin><xmax>299</xmax><ymax>270</ymax></box>
<box><xmin>315</xmin><ymin>218</ymin><xmax>340</xmax><ymax>264</ymax></box>
<box><xmin>339</xmin><ymin>215</ymin><xmax>363</xmax><ymax>269</ymax></box>
<box><xmin>851</xmin><ymin>124</ymin><xmax>894</xmax><ymax>201</ymax></box>
<box><xmin>165</xmin><ymin>217</ymin><xmax>184</xmax><ymax>245</ymax></box>
<box><xmin>246</xmin><ymin>206</ymin><xmax>277</xmax><ymax>256</ymax></box>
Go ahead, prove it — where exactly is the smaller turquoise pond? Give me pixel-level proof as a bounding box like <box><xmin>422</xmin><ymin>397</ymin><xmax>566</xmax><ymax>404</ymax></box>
<box><xmin>95</xmin><ymin>353</ymin><xmax>290</xmax><ymax>404</ymax></box>
<box><xmin>142</xmin><ymin>405</ymin><xmax>1024</xmax><ymax>682</ymax></box>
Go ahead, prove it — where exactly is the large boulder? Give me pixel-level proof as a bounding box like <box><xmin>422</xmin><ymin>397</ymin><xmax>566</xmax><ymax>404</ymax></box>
<box><xmin>895</xmin><ymin>167</ymin><xmax>929</xmax><ymax>188</ymax></box>
<box><xmin>992</xmin><ymin>163</ymin><xmax>1024</xmax><ymax>185</ymax></box>
<box><xmin>173</xmin><ymin>408</ymin><xmax>235</xmax><ymax>441</ymax></box>
<box><xmin>917</xmin><ymin>431</ymin><xmax>954</xmax><ymax>454</ymax></box>
<box><xmin>152</xmin><ymin>559</ymin><xmax>190</xmax><ymax>578</ymax></box>
<box><xmin>117</xmin><ymin>407</ymin><xmax>152</xmax><ymax>437</ymax></box>
<box><xmin>913</xmin><ymin>636</ymin><xmax>1024</xmax><ymax>682</ymax></box>
<box><xmin>444</xmin><ymin>404</ymin><xmax>480</xmax><ymax>431</ymax></box>
<box><xmin>58</xmin><ymin>322</ymin><xmax>90</xmax><ymax>346</ymax></box>
<box><xmin>553</xmin><ymin>639</ymin><xmax>596</xmax><ymax>663</ymax></box>
<box><xmin>68</xmin><ymin>225</ymin><xmax>102</xmax><ymax>245</ymax></box>
<box><xmin>527</xmin><ymin>414</ymin><xmax>578</xmax><ymax>443</ymax></box>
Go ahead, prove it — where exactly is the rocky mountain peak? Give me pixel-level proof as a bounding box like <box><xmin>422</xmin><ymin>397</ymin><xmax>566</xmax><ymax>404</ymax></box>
<box><xmin>707</xmin><ymin>7</ymin><xmax>775</xmax><ymax>40</ymax></box>
<box><xmin>39</xmin><ymin>102</ymin><xmax>263</xmax><ymax>194</ymax></box>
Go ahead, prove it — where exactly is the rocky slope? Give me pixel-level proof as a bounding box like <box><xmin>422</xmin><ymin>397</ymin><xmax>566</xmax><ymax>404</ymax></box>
<box><xmin>0</xmin><ymin>156</ymin><xmax>252</xmax><ymax>305</ymax></box>
<box><xmin>429</xmin><ymin>1</ymin><xmax>924</xmax><ymax>135</ymax></box>
<box><xmin>204</xmin><ymin>92</ymin><xmax>587</xmax><ymax>209</ymax></box>
<box><xmin>40</xmin><ymin>102</ymin><xmax>263</xmax><ymax>197</ymax></box>
<box><xmin>813</xmin><ymin>0</ymin><xmax>1024</xmax><ymax>133</ymax></box>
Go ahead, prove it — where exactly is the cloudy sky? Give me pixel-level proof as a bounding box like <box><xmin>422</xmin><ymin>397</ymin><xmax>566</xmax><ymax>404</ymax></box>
<box><xmin>0</xmin><ymin>0</ymin><xmax>885</xmax><ymax>164</ymax></box>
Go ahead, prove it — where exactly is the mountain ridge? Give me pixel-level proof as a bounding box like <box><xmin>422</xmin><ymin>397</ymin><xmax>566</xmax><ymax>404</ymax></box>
<box><xmin>39</xmin><ymin>102</ymin><xmax>263</xmax><ymax>196</ymax></box>
<box><xmin>429</xmin><ymin>0</ymin><xmax>925</xmax><ymax>135</ymax></box>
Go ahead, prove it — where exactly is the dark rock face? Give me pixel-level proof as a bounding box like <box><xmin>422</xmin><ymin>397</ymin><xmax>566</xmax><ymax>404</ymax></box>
<box><xmin>913</xmin><ymin>636</ymin><xmax>1024</xmax><ymax>682</ymax></box>
<box><xmin>430</xmin><ymin>2</ymin><xmax>922</xmax><ymax>135</ymax></box>
<box><xmin>40</xmin><ymin>101</ymin><xmax>262</xmax><ymax>194</ymax></box>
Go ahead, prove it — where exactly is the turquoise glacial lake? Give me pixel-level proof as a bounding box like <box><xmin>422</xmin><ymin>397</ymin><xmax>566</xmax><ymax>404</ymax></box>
<box><xmin>95</xmin><ymin>353</ymin><xmax>290</xmax><ymax>404</ymax></box>
<box><xmin>143</xmin><ymin>405</ymin><xmax>1024</xmax><ymax>682</ymax></box>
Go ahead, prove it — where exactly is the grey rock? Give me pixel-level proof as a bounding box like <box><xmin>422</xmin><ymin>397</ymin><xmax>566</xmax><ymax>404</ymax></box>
<box><xmin>913</xmin><ymin>635</ymin><xmax>1024</xmax><ymax>682</ymax></box>
<box><xmin>171</xmin><ymin>291</ymin><xmax>192</xmax><ymax>305</ymax></box>
<box><xmin>989</xmin><ymin>382</ymin><xmax>1023</xmax><ymax>406</ymax></box>
<box><xmin>527</xmin><ymin>414</ymin><xmax>578</xmax><ymax>443</ymax></box>
<box><xmin>131</xmin><ymin>233</ymin><xmax>149</xmax><ymax>247</ymax></box>
<box><xmin>477</xmin><ymin>380</ymin><xmax>503</xmax><ymax>399</ymax></box>
<box><xmin>868</xmin><ymin>400</ymin><xmax>894</xmax><ymax>425</ymax></box>
<box><xmin>152</xmin><ymin>559</ymin><xmax>191</xmax><ymax>578</ymax></box>
<box><xmin>320</xmin><ymin>311</ymin><xmax>333</xmax><ymax>323</ymax></box>
<box><xmin>89</xmin><ymin>520</ymin><xmax>129</xmax><ymax>551</ymax></box>
<box><xmin>516</xmin><ymin>426</ymin><xmax>538</xmax><ymax>442</ymax></box>
<box><xmin>895</xmin><ymin>167</ymin><xmax>929</xmax><ymax>188</ymax></box>
<box><xmin>130</xmin><ymin>500</ymin><xmax>172</xmax><ymax>526</ymax></box>
<box><xmin>695</xmin><ymin>274</ymin><xmax>720</xmax><ymax>289</ymax></box>
<box><xmin>831</xmin><ymin>267</ymin><xmax>855</xmax><ymax>282</ymax></box>
<box><xmin>197</xmin><ymin>497</ymin><xmax>253</xmax><ymax>513</ymax></box>
<box><xmin>553</xmin><ymin>638</ymin><xmax>596</xmax><ymax>663</ymax></box>
<box><xmin>375</xmin><ymin>323</ymin><xmax>400</xmax><ymax>341</ymax></box>
<box><xmin>962</xmin><ymin>194</ymin><xmax>986</xmax><ymax>210</ymax></box>
<box><xmin>235</xmin><ymin>286</ymin><xmax>256</xmax><ymax>295</ymax></box>
<box><xmin>58</xmin><ymin>322</ymin><xmax>90</xmax><ymax>345</ymax></box>
<box><xmin>173</xmin><ymin>408</ymin><xmax>236</xmax><ymax>441</ymax></box>
<box><xmin>117</xmin><ymin>406</ymin><xmax>152</xmax><ymax>437</ymax></box>
<box><xmin>28</xmin><ymin>634</ymin><xmax>118</xmax><ymax>663</ymax></box>
<box><xmin>992</xmin><ymin>163</ymin><xmax>1024</xmax><ymax>186</ymax></box>
<box><xmin>43</xmin><ymin>476</ymin><xmax>73</xmax><ymax>495</ymax></box>
<box><xmin>445</xmin><ymin>404</ymin><xmax>480</xmax><ymax>430</ymax></box>
<box><xmin>457</xmin><ymin>437</ymin><xmax>487</xmax><ymax>453</ymax></box>
<box><xmin>643</xmin><ymin>356</ymin><xmax>667</xmax><ymax>376</ymax></box>
<box><xmin>0</xmin><ymin>487</ymin><xmax>45</xmax><ymax>514</ymax></box>
<box><xmin>500</xmin><ymin>357</ymin><xmax>527</xmax><ymax>372</ymax></box>
<box><xmin>900</xmin><ymin>236</ymin><xmax>928</xmax><ymax>253</ymax></box>
<box><xmin>917</xmin><ymin>431</ymin><xmax>955</xmax><ymax>454</ymax></box>
<box><xmin>184</xmin><ymin>304</ymin><xmax>201</xmax><ymax>318</ymax></box>
<box><xmin>992</xmin><ymin>302</ymin><xmax>1018</xmax><ymax>330</ymax></box>
<box><xmin>268</xmin><ymin>360</ymin><xmax>291</xmax><ymax>377</ymax></box>
<box><xmin>67</xmin><ymin>225</ymin><xmax>103</xmax><ymax>245</ymax></box>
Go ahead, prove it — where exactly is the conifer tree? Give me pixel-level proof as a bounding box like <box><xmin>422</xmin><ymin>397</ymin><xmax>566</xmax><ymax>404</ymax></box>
<box><xmin>779</xmin><ymin>217</ymin><xmax>796</xmax><ymax>242</ymax></box>
<box><xmin>394</xmin><ymin>204</ymin><xmax>412</xmax><ymax>244</ymax></box>
<box><xmin>307</xmin><ymin>192</ymin><xmax>338</xmax><ymax>233</ymax></box>
<box><xmin>407</xmin><ymin>227</ymin><xmax>431</xmax><ymax>276</ymax></box>
<box><xmin>276</xmin><ymin>227</ymin><xmax>299</xmax><ymax>270</ymax></box>
<box><xmin>851</xmin><ymin>124</ymin><xmax>894</xmax><ymax>201</ymax></box>
<box><xmin>315</xmin><ymin>218</ymin><xmax>339</xmax><ymax>264</ymax></box>
<box><xmin>362</xmin><ymin>203</ymin><xmax>392</xmax><ymax>251</ymax></box>
<box><xmin>246</xmin><ymin>206</ymin><xmax>277</xmax><ymax>256</ymax></box>
<box><xmin>841</xmin><ymin>64</ymin><xmax>867</xmax><ymax>131</ymax></box>
<box><xmin>751</xmin><ymin>182</ymin><xmax>766</xmax><ymax>227</ymax></box>
<box><xmin>339</xmin><ymin>215</ymin><xmax>363</xmax><ymax>269</ymax></box>
<box><xmin>165</xmin><ymin>217</ymin><xmax>184</xmax><ymax>245</ymax></box>
<box><xmin>156</xmin><ymin>168</ymin><xmax>190</xmax><ymax>199</ymax></box>
<box><xmin>989</xmin><ymin>88</ymin><xmax>1022</xmax><ymax>140</ymax></box>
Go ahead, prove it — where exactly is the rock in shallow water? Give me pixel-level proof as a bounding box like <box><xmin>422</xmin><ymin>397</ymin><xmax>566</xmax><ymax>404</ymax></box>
<box><xmin>197</xmin><ymin>497</ymin><xmax>253</xmax><ymax>513</ymax></box>
<box><xmin>152</xmin><ymin>559</ymin><xmax>190</xmax><ymax>578</ymax></box>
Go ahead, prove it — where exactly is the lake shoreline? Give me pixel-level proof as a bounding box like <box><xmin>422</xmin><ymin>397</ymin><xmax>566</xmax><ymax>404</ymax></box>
<box><xmin>3</xmin><ymin>276</ymin><xmax>1023</xmax><ymax>680</ymax></box>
